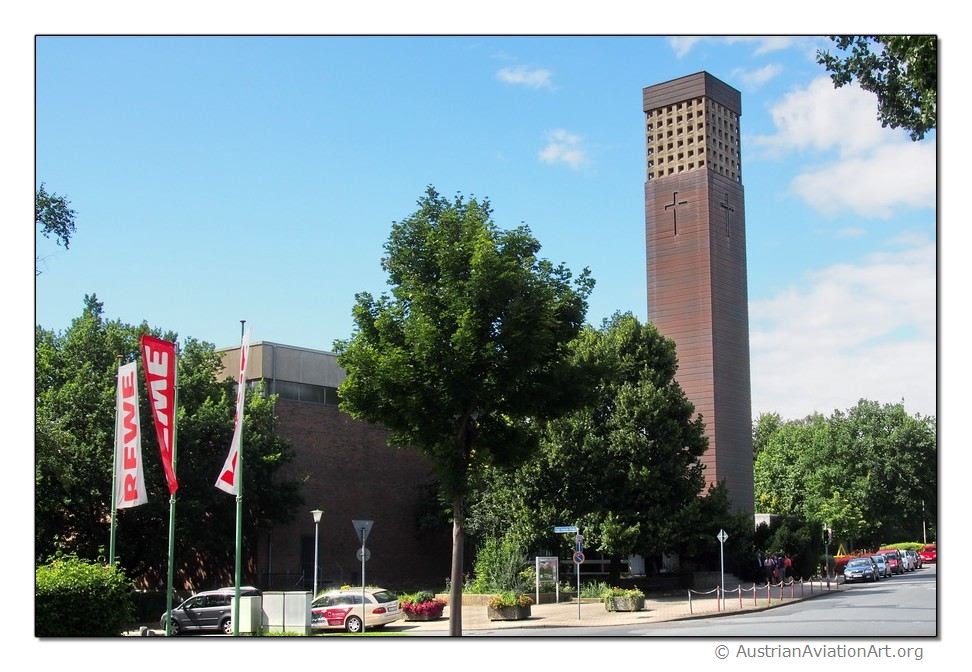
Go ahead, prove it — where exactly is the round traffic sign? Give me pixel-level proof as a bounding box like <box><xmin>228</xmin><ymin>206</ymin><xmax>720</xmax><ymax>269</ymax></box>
<box><xmin>573</xmin><ymin>551</ymin><xmax>585</xmax><ymax>565</ymax></box>
<box><xmin>356</xmin><ymin>547</ymin><xmax>371</xmax><ymax>562</ymax></box>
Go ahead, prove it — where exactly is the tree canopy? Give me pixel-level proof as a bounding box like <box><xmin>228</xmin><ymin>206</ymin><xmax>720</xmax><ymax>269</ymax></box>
<box><xmin>816</xmin><ymin>35</ymin><xmax>937</xmax><ymax>141</ymax></box>
<box><xmin>466</xmin><ymin>313</ymin><xmax>744</xmax><ymax>580</ymax></box>
<box><xmin>35</xmin><ymin>295</ymin><xmax>301</xmax><ymax>588</ymax></box>
<box><xmin>753</xmin><ymin>400</ymin><xmax>936</xmax><ymax>549</ymax></box>
<box><xmin>335</xmin><ymin>186</ymin><xmax>594</xmax><ymax>635</ymax></box>
<box><xmin>35</xmin><ymin>183</ymin><xmax>77</xmax><ymax>275</ymax></box>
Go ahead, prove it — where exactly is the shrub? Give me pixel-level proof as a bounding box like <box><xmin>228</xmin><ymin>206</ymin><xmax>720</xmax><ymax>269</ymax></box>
<box><xmin>399</xmin><ymin>591</ymin><xmax>446</xmax><ymax>616</ymax></box>
<box><xmin>36</xmin><ymin>555</ymin><xmax>135</xmax><ymax>636</ymax></box>
<box><xmin>579</xmin><ymin>580</ymin><xmax>611</xmax><ymax>598</ymax></box>
<box><xmin>602</xmin><ymin>586</ymin><xmax>644</xmax><ymax>599</ymax></box>
<box><xmin>487</xmin><ymin>591</ymin><xmax>533</xmax><ymax>609</ymax></box>
<box><xmin>468</xmin><ymin>536</ymin><xmax>528</xmax><ymax>594</ymax></box>
<box><xmin>881</xmin><ymin>542</ymin><xmax>925</xmax><ymax>552</ymax></box>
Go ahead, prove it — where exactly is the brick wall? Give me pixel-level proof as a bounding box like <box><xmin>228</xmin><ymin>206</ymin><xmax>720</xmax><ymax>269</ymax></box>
<box><xmin>253</xmin><ymin>398</ymin><xmax>453</xmax><ymax>591</ymax></box>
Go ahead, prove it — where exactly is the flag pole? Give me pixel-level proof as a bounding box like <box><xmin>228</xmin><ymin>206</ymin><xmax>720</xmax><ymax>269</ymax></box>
<box><xmin>108</xmin><ymin>354</ymin><xmax>122</xmax><ymax>566</ymax></box>
<box><xmin>164</xmin><ymin>343</ymin><xmax>180</xmax><ymax>636</ymax></box>
<box><xmin>233</xmin><ymin>320</ymin><xmax>245</xmax><ymax>636</ymax></box>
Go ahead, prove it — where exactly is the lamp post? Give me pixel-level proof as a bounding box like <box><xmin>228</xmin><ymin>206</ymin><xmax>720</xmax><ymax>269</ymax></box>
<box><xmin>311</xmin><ymin>509</ymin><xmax>323</xmax><ymax>598</ymax></box>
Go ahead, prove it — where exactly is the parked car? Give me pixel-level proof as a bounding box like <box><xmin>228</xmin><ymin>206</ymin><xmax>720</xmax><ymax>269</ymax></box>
<box><xmin>311</xmin><ymin>587</ymin><xmax>401</xmax><ymax>632</ymax></box>
<box><xmin>870</xmin><ymin>554</ymin><xmax>891</xmax><ymax>578</ymax></box>
<box><xmin>161</xmin><ymin>586</ymin><xmax>261</xmax><ymax>635</ymax></box>
<box><xmin>919</xmin><ymin>544</ymin><xmax>937</xmax><ymax>563</ymax></box>
<box><xmin>880</xmin><ymin>549</ymin><xmax>905</xmax><ymax>575</ymax></box>
<box><xmin>906</xmin><ymin>549</ymin><xmax>922</xmax><ymax>570</ymax></box>
<box><xmin>900</xmin><ymin>550</ymin><xmax>915</xmax><ymax>571</ymax></box>
<box><xmin>844</xmin><ymin>557</ymin><xmax>879</xmax><ymax>583</ymax></box>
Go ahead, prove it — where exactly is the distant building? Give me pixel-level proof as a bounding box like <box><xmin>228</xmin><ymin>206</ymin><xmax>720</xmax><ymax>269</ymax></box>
<box><xmin>217</xmin><ymin>341</ymin><xmax>451</xmax><ymax>591</ymax></box>
<box><xmin>644</xmin><ymin>72</ymin><xmax>754</xmax><ymax>512</ymax></box>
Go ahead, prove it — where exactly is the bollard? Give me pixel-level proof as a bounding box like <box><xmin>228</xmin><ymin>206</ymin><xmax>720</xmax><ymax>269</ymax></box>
<box><xmin>688</xmin><ymin>589</ymin><xmax>693</xmax><ymax>615</ymax></box>
<box><xmin>717</xmin><ymin>585</ymin><xmax>721</xmax><ymax>612</ymax></box>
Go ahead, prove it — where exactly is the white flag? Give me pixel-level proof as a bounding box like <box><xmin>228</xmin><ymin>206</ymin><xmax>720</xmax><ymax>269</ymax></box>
<box><xmin>115</xmin><ymin>361</ymin><xmax>148</xmax><ymax>508</ymax></box>
<box><xmin>216</xmin><ymin>329</ymin><xmax>250</xmax><ymax>495</ymax></box>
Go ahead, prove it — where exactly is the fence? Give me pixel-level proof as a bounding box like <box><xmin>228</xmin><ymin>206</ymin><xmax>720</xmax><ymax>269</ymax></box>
<box><xmin>687</xmin><ymin>575</ymin><xmax>841</xmax><ymax>615</ymax></box>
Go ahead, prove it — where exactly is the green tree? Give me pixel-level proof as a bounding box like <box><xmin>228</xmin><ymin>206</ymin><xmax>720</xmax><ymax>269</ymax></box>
<box><xmin>335</xmin><ymin>187</ymin><xmax>593</xmax><ymax>635</ymax></box>
<box><xmin>35</xmin><ymin>183</ymin><xmax>77</xmax><ymax>275</ymax></box>
<box><xmin>753</xmin><ymin>400</ymin><xmax>936</xmax><ymax>550</ymax></box>
<box><xmin>816</xmin><ymin>36</ymin><xmax>937</xmax><ymax>140</ymax></box>
<box><xmin>467</xmin><ymin>313</ymin><xmax>711</xmax><ymax>582</ymax></box>
<box><xmin>35</xmin><ymin>296</ymin><xmax>301</xmax><ymax>588</ymax></box>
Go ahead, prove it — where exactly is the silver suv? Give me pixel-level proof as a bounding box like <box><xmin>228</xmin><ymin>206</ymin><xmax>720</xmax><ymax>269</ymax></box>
<box><xmin>161</xmin><ymin>586</ymin><xmax>261</xmax><ymax>635</ymax></box>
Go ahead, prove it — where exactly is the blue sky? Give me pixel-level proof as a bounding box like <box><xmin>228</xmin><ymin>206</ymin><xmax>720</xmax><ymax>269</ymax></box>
<box><xmin>33</xmin><ymin>34</ymin><xmax>937</xmax><ymax>421</ymax></box>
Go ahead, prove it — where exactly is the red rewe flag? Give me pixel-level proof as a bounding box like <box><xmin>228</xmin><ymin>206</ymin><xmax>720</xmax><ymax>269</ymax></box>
<box><xmin>140</xmin><ymin>335</ymin><xmax>179</xmax><ymax>495</ymax></box>
<box><xmin>216</xmin><ymin>329</ymin><xmax>249</xmax><ymax>495</ymax></box>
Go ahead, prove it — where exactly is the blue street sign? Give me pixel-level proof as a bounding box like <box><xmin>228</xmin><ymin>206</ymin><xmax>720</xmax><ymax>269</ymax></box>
<box><xmin>554</xmin><ymin>525</ymin><xmax>579</xmax><ymax>533</ymax></box>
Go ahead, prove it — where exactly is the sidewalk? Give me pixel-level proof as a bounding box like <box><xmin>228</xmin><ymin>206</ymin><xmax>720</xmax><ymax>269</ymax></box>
<box><xmin>377</xmin><ymin>579</ymin><xmax>843</xmax><ymax>635</ymax></box>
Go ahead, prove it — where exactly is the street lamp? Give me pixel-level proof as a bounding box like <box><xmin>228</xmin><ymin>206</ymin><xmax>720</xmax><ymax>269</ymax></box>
<box><xmin>311</xmin><ymin>509</ymin><xmax>323</xmax><ymax>598</ymax></box>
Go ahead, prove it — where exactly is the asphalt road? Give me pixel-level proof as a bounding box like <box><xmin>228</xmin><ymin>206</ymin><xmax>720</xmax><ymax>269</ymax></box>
<box><xmin>470</xmin><ymin>564</ymin><xmax>937</xmax><ymax>637</ymax></box>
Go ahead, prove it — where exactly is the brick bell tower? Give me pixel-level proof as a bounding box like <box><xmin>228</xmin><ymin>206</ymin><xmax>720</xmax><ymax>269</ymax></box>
<box><xmin>643</xmin><ymin>71</ymin><xmax>753</xmax><ymax>512</ymax></box>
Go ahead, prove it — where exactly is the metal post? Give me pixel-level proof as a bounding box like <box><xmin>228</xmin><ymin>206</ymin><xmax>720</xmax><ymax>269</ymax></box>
<box><xmin>312</xmin><ymin>509</ymin><xmax>323</xmax><ymax>598</ymax></box>
<box><xmin>360</xmin><ymin>529</ymin><xmax>367</xmax><ymax>633</ymax></box>
<box><xmin>108</xmin><ymin>355</ymin><xmax>122</xmax><ymax>566</ymax></box>
<box><xmin>165</xmin><ymin>345</ymin><xmax>180</xmax><ymax>637</ymax></box>
<box><xmin>233</xmin><ymin>320</ymin><xmax>245</xmax><ymax>636</ymax></box>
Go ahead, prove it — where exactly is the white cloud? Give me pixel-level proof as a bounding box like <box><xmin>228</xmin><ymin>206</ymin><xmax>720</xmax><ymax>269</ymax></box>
<box><xmin>671</xmin><ymin>36</ymin><xmax>801</xmax><ymax>57</ymax></box>
<box><xmin>753</xmin><ymin>77</ymin><xmax>937</xmax><ymax>218</ymax></box>
<box><xmin>734</xmin><ymin>63</ymin><xmax>783</xmax><ymax>89</ymax></box>
<box><xmin>753</xmin><ymin>77</ymin><xmax>889</xmax><ymax>157</ymax></box>
<box><xmin>724</xmin><ymin>36</ymin><xmax>798</xmax><ymax>55</ymax></box>
<box><xmin>496</xmin><ymin>65</ymin><xmax>553</xmax><ymax>89</ymax></box>
<box><xmin>790</xmin><ymin>142</ymin><xmax>936</xmax><ymax>218</ymax></box>
<box><xmin>538</xmin><ymin>129</ymin><xmax>588</xmax><ymax>169</ymax></box>
<box><xmin>668</xmin><ymin>37</ymin><xmax>702</xmax><ymax>58</ymax></box>
<box><xmin>750</xmin><ymin>238</ymin><xmax>936</xmax><ymax>420</ymax></box>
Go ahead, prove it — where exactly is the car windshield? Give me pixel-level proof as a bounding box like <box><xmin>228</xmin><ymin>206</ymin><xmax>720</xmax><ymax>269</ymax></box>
<box><xmin>847</xmin><ymin>559</ymin><xmax>871</xmax><ymax>568</ymax></box>
<box><xmin>370</xmin><ymin>590</ymin><xmax>397</xmax><ymax>603</ymax></box>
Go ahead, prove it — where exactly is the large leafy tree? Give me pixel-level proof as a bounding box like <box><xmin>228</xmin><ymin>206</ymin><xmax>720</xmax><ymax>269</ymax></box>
<box><xmin>816</xmin><ymin>35</ymin><xmax>937</xmax><ymax>140</ymax></box>
<box><xmin>467</xmin><ymin>313</ymin><xmax>715</xmax><ymax>582</ymax></box>
<box><xmin>754</xmin><ymin>400</ymin><xmax>936</xmax><ymax>549</ymax></box>
<box><xmin>335</xmin><ymin>187</ymin><xmax>593</xmax><ymax>635</ymax></box>
<box><xmin>35</xmin><ymin>295</ymin><xmax>301</xmax><ymax>588</ymax></box>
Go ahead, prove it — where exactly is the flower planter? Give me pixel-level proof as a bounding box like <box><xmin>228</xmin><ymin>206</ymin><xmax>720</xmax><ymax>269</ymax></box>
<box><xmin>487</xmin><ymin>605</ymin><xmax>531</xmax><ymax>621</ymax></box>
<box><xmin>403</xmin><ymin>606</ymin><xmax>444</xmax><ymax>621</ymax></box>
<box><xmin>604</xmin><ymin>596</ymin><xmax>645</xmax><ymax>612</ymax></box>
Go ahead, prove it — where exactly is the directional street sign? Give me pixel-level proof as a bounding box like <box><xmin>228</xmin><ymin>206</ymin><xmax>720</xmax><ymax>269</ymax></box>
<box><xmin>717</xmin><ymin>529</ymin><xmax>728</xmax><ymax>543</ymax></box>
<box><xmin>573</xmin><ymin>551</ymin><xmax>585</xmax><ymax>565</ymax></box>
<box><xmin>356</xmin><ymin>547</ymin><xmax>371</xmax><ymax>562</ymax></box>
<box><xmin>554</xmin><ymin>525</ymin><xmax>579</xmax><ymax>534</ymax></box>
<box><xmin>352</xmin><ymin>519</ymin><xmax>374</xmax><ymax>544</ymax></box>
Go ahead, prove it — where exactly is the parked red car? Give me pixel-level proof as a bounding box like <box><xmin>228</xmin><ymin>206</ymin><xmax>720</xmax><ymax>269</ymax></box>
<box><xmin>919</xmin><ymin>544</ymin><xmax>937</xmax><ymax>563</ymax></box>
<box><xmin>879</xmin><ymin>549</ymin><xmax>905</xmax><ymax>575</ymax></box>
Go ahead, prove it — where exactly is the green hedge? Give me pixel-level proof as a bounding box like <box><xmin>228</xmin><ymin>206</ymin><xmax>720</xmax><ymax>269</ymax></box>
<box><xmin>881</xmin><ymin>542</ymin><xmax>927</xmax><ymax>552</ymax></box>
<box><xmin>35</xmin><ymin>555</ymin><xmax>135</xmax><ymax>637</ymax></box>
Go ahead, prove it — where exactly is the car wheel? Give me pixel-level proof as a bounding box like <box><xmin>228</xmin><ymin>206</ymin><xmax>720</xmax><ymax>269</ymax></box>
<box><xmin>345</xmin><ymin>615</ymin><xmax>363</xmax><ymax>633</ymax></box>
<box><xmin>220</xmin><ymin>618</ymin><xmax>233</xmax><ymax>635</ymax></box>
<box><xmin>166</xmin><ymin>619</ymin><xmax>181</xmax><ymax>636</ymax></box>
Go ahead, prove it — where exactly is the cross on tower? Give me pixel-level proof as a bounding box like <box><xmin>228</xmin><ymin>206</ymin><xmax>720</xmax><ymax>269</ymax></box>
<box><xmin>664</xmin><ymin>191</ymin><xmax>688</xmax><ymax>235</ymax></box>
<box><xmin>720</xmin><ymin>192</ymin><xmax>735</xmax><ymax>237</ymax></box>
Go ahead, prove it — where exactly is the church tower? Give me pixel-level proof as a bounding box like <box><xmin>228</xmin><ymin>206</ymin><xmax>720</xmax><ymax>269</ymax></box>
<box><xmin>643</xmin><ymin>71</ymin><xmax>753</xmax><ymax>512</ymax></box>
